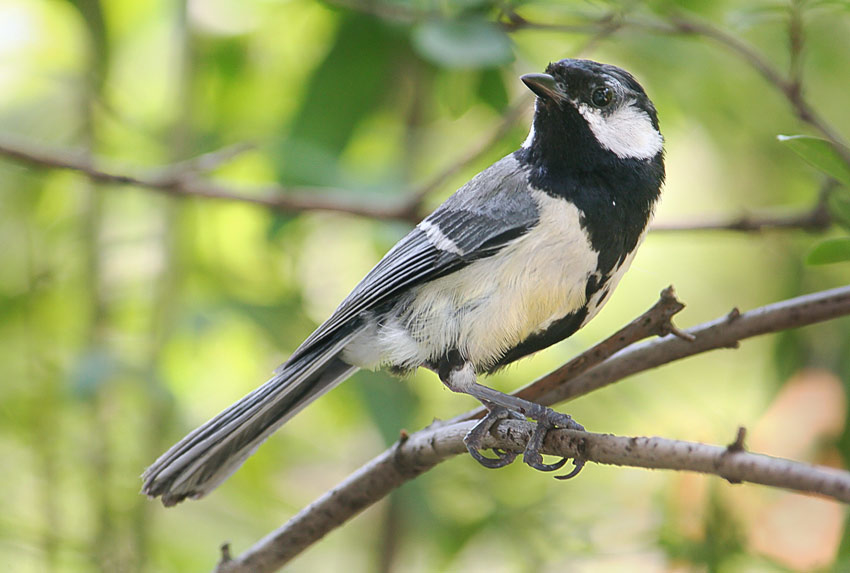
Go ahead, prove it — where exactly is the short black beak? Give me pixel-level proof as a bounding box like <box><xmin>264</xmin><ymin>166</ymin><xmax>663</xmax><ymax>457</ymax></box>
<box><xmin>521</xmin><ymin>73</ymin><xmax>566</xmax><ymax>102</ymax></box>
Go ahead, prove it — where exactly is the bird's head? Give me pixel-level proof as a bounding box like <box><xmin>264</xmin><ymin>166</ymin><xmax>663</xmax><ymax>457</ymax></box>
<box><xmin>520</xmin><ymin>59</ymin><xmax>663</xmax><ymax>165</ymax></box>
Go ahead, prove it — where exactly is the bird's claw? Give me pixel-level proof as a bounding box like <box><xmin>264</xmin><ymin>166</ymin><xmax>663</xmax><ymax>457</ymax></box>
<box><xmin>464</xmin><ymin>406</ymin><xmax>522</xmax><ymax>469</ymax></box>
<box><xmin>522</xmin><ymin>418</ymin><xmax>569</xmax><ymax>472</ymax></box>
<box><xmin>466</xmin><ymin>445</ymin><xmax>518</xmax><ymax>468</ymax></box>
<box><xmin>555</xmin><ymin>457</ymin><xmax>586</xmax><ymax>480</ymax></box>
<box><xmin>464</xmin><ymin>403</ymin><xmax>587</xmax><ymax>476</ymax></box>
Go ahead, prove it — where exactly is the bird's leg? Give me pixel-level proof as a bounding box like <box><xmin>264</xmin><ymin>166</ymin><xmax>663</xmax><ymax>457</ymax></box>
<box><xmin>436</xmin><ymin>353</ymin><xmax>518</xmax><ymax>467</ymax></box>
<box><xmin>436</xmin><ymin>352</ymin><xmax>585</xmax><ymax>476</ymax></box>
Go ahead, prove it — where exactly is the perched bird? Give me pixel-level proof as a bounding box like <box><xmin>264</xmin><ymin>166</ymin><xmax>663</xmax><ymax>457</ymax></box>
<box><xmin>143</xmin><ymin>58</ymin><xmax>665</xmax><ymax>506</ymax></box>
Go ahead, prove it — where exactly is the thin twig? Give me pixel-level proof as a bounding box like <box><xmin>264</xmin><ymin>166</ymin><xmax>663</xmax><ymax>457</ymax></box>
<box><xmin>170</xmin><ymin>142</ymin><xmax>256</xmax><ymax>174</ymax></box>
<box><xmin>2</xmin><ymin>134</ymin><xmax>838</xmax><ymax>234</ymax></box>
<box><xmin>651</xmin><ymin>201</ymin><xmax>832</xmax><ymax>233</ymax></box>
<box><xmin>537</xmin><ymin>284</ymin><xmax>850</xmax><ymax>407</ymax></box>
<box><xmin>0</xmin><ymin>135</ymin><xmax>418</xmax><ymax>222</ymax></box>
<box><xmin>660</xmin><ymin>12</ymin><xmax>850</xmax><ymax>164</ymax></box>
<box><xmin>213</xmin><ymin>285</ymin><xmax>850</xmax><ymax>571</ymax></box>
<box><xmin>788</xmin><ymin>0</ymin><xmax>805</xmax><ymax>94</ymax></box>
<box><xmin>505</xmin><ymin>8</ymin><xmax>850</xmax><ymax>164</ymax></box>
<box><xmin>215</xmin><ymin>419</ymin><xmax>850</xmax><ymax>572</ymax></box>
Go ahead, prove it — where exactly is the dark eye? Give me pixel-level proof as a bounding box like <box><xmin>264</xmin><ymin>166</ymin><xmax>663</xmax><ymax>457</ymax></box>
<box><xmin>591</xmin><ymin>86</ymin><xmax>613</xmax><ymax>107</ymax></box>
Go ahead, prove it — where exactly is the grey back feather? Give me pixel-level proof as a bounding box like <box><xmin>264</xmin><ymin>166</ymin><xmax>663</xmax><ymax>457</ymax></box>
<box><xmin>292</xmin><ymin>154</ymin><xmax>539</xmax><ymax>362</ymax></box>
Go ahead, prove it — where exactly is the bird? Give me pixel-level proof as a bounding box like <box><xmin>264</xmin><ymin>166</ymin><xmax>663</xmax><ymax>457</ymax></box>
<box><xmin>142</xmin><ymin>58</ymin><xmax>665</xmax><ymax>506</ymax></box>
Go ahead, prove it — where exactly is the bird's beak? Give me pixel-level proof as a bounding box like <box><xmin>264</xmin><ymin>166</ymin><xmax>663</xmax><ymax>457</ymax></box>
<box><xmin>521</xmin><ymin>73</ymin><xmax>566</xmax><ymax>102</ymax></box>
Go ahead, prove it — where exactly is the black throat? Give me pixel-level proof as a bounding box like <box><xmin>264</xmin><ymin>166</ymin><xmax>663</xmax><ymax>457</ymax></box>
<box><xmin>514</xmin><ymin>100</ymin><xmax>665</xmax><ymax>277</ymax></box>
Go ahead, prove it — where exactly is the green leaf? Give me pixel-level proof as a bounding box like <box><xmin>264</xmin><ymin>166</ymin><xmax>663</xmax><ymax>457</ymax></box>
<box><xmin>777</xmin><ymin>134</ymin><xmax>850</xmax><ymax>187</ymax></box>
<box><xmin>828</xmin><ymin>190</ymin><xmax>850</xmax><ymax>230</ymax></box>
<box><xmin>277</xmin><ymin>14</ymin><xmax>404</xmax><ymax>185</ymax></box>
<box><xmin>412</xmin><ymin>19</ymin><xmax>514</xmax><ymax>69</ymax></box>
<box><xmin>66</xmin><ymin>0</ymin><xmax>109</xmax><ymax>89</ymax></box>
<box><xmin>477</xmin><ymin>68</ymin><xmax>509</xmax><ymax>112</ymax></box>
<box><xmin>806</xmin><ymin>237</ymin><xmax>850</xmax><ymax>265</ymax></box>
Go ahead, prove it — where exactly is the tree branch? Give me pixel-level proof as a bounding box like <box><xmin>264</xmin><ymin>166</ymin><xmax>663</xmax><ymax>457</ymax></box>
<box><xmin>215</xmin><ymin>419</ymin><xmax>850</xmax><ymax>573</ymax></box>
<box><xmin>664</xmin><ymin>13</ymin><xmax>850</xmax><ymax>161</ymax></box>
<box><xmin>531</xmin><ymin>285</ymin><xmax>850</xmax><ymax>409</ymax></box>
<box><xmin>0</xmin><ymin>135</ymin><xmax>420</xmax><ymax>222</ymax></box>
<box><xmin>212</xmin><ymin>284</ymin><xmax>850</xmax><ymax>571</ymax></box>
<box><xmin>5</xmin><ymin>9</ymin><xmax>846</xmax><ymax>235</ymax></box>
<box><xmin>3</xmin><ymin>131</ymin><xmax>835</xmax><ymax>234</ymax></box>
<box><xmin>651</xmin><ymin>198</ymin><xmax>832</xmax><ymax>233</ymax></box>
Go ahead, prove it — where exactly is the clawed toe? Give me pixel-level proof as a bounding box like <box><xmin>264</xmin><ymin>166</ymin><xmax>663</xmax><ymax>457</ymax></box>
<box><xmin>555</xmin><ymin>457</ymin><xmax>586</xmax><ymax>480</ymax></box>
<box><xmin>466</xmin><ymin>445</ymin><xmax>517</xmax><ymax>468</ymax></box>
<box><xmin>522</xmin><ymin>419</ymin><xmax>569</xmax><ymax>472</ymax></box>
<box><xmin>527</xmin><ymin>456</ymin><xmax>569</xmax><ymax>472</ymax></box>
<box><xmin>464</xmin><ymin>405</ymin><xmax>520</xmax><ymax>469</ymax></box>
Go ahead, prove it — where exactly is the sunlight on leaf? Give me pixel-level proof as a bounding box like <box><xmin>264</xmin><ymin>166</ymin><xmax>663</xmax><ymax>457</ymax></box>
<box><xmin>777</xmin><ymin>134</ymin><xmax>850</xmax><ymax>188</ymax></box>
<box><xmin>806</xmin><ymin>237</ymin><xmax>850</xmax><ymax>265</ymax></box>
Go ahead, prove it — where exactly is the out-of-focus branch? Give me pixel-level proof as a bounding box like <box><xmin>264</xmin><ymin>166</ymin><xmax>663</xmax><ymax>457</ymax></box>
<box><xmin>664</xmin><ymin>13</ymin><xmax>850</xmax><ymax>161</ymax></box>
<box><xmin>213</xmin><ymin>284</ymin><xmax>850</xmax><ymax>572</ymax></box>
<box><xmin>0</xmin><ymin>111</ymin><xmax>526</xmax><ymax>224</ymax></box>
<box><xmin>0</xmin><ymin>135</ymin><xmax>421</xmax><ymax>222</ymax></box>
<box><xmin>214</xmin><ymin>419</ymin><xmax>850</xmax><ymax>573</ymax></box>
<box><xmin>651</xmin><ymin>200</ymin><xmax>832</xmax><ymax>233</ymax></box>
<box><xmin>3</xmin><ymin>133</ymin><xmax>839</xmax><ymax>235</ymax></box>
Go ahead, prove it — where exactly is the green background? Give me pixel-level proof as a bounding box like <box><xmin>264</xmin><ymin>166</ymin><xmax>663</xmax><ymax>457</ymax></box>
<box><xmin>2</xmin><ymin>0</ymin><xmax>850</xmax><ymax>571</ymax></box>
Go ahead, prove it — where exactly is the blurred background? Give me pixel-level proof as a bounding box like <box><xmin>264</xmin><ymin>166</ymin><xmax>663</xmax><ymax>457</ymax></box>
<box><xmin>2</xmin><ymin>0</ymin><xmax>850</xmax><ymax>571</ymax></box>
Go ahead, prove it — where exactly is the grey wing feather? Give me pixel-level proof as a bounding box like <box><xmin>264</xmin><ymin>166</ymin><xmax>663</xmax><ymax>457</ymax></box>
<box><xmin>290</xmin><ymin>154</ymin><xmax>539</xmax><ymax>362</ymax></box>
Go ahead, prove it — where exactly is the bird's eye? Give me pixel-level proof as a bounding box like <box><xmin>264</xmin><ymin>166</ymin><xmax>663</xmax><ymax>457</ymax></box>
<box><xmin>591</xmin><ymin>86</ymin><xmax>614</xmax><ymax>107</ymax></box>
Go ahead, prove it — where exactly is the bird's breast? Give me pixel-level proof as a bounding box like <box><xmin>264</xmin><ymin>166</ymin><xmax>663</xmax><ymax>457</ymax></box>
<box><xmin>368</xmin><ymin>190</ymin><xmax>600</xmax><ymax>371</ymax></box>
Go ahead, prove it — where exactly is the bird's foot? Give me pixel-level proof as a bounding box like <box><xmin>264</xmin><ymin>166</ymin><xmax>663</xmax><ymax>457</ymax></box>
<box><xmin>437</xmin><ymin>358</ymin><xmax>587</xmax><ymax>477</ymax></box>
<box><xmin>463</xmin><ymin>400</ymin><xmax>587</xmax><ymax>478</ymax></box>
<box><xmin>521</xmin><ymin>411</ymin><xmax>586</xmax><ymax>478</ymax></box>
<box><xmin>472</xmin><ymin>385</ymin><xmax>587</xmax><ymax>476</ymax></box>
<box><xmin>463</xmin><ymin>405</ymin><xmax>522</xmax><ymax>468</ymax></box>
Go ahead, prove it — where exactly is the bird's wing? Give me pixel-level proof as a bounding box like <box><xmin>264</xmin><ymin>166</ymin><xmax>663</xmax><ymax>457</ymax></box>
<box><xmin>288</xmin><ymin>153</ymin><xmax>539</xmax><ymax>362</ymax></box>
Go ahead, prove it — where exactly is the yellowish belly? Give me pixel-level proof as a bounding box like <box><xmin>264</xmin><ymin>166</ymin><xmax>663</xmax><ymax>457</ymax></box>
<box><xmin>368</xmin><ymin>190</ymin><xmax>601</xmax><ymax>370</ymax></box>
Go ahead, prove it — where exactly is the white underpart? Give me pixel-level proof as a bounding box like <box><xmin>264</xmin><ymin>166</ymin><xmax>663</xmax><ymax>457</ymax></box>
<box><xmin>418</xmin><ymin>220</ymin><xmax>463</xmax><ymax>255</ymax></box>
<box><xmin>343</xmin><ymin>190</ymin><xmax>599</xmax><ymax>371</ymax></box>
<box><xmin>577</xmin><ymin>102</ymin><xmax>663</xmax><ymax>160</ymax></box>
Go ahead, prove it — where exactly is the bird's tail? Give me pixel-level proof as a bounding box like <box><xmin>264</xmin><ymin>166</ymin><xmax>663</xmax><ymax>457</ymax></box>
<box><xmin>141</xmin><ymin>333</ymin><xmax>359</xmax><ymax>506</ymax></box>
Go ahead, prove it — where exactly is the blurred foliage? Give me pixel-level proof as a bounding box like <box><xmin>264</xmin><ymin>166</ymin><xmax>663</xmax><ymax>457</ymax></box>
<box><xmin>1</xmin><ymin>0</ymin><xmax>850</xmax><ymax>571</ymax></box>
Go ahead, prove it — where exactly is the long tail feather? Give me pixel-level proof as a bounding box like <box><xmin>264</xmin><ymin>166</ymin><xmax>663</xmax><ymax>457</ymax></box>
<box><xmin>142</xmin><ymin>334</ymin><xmax>359</xmax><ymax>506</ymax></box>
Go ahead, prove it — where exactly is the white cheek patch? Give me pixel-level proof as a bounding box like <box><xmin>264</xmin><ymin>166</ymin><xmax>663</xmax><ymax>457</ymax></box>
<box><xmin>577</xmin><ymin>103</ymin><xmax>663</xmax><ymax>160</ymax></box>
